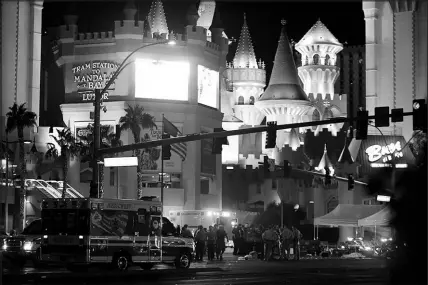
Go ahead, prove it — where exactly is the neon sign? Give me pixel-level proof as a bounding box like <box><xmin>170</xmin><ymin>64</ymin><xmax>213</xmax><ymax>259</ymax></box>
<box><xmin>365</xmin><ymin>141</ymin><xmax>404</xmax><ymax>163</ymax></box>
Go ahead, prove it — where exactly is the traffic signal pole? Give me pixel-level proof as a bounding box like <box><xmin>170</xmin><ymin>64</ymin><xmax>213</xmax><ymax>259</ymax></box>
<box><xmin>98</xmin><ymin>111</ymin><xmax>414</xmax><ymax>156</ymax></box>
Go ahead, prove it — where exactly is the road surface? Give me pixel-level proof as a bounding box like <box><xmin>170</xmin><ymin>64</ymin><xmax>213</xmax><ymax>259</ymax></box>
<box><xmin>4</xmin><ymin>258</ymin><xmax>390</xmax><ymax>285</ymax></box>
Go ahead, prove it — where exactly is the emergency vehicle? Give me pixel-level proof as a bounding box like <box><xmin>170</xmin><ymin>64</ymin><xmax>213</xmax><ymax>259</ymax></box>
<box><xmin>40</xmin><ymin>198</ymin><xmax>194</xmax><ymax>271</ymax></box>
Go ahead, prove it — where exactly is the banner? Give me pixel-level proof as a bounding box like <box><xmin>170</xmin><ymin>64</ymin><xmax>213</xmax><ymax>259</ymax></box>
<box><xmin>139</xmin><ymin>122</ymin><xmax>182</xmax><ymax>173</ymax></box>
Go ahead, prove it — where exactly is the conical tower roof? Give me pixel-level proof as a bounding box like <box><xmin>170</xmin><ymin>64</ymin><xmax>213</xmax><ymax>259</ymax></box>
<box><xmin>147</xmin><ymin>0</ymin><xmax>168</xmax><ymax>35</ymax></box>
<box><xmin>317</xmin><ymin>144</ymin><xmax>333</xmax><ymax>170</ymax></box>
<box><xmin>233</xmin><ymin>13</ymin><xmax>258</xmax><ymax>69</ymax></box>
<box><xmin>296</xmin><ymin>19</ymin><xmax>342</xmax><ymax>48</ymax></box>
<box><xmin>259</xmin><ymin>20</ymin><xmax>309</xmax><ymax>102</ymax></box>
<box><xmin>338</xmin><ymin>139</ymin><xmax>354</xmax><ymax>164</ymax></box>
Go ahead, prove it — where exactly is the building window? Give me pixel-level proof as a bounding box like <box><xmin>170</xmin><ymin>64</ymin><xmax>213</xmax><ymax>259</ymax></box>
<box><xmin>238</xmin><ymin>96</ymin><xmax>244</xmax><ymax>105</ymax></box>
<box><xmin>326</xmin><ymin>196</ymin><xmax>338</xmax><ymax>213</ymax></box>
<box><xmin>249</xmin><ymin>96</ymin><xmax>255</xmax><ymax>105</ymax></box>
<box><xmin>109</xmin><ymin>168</ymin><xmax>115</xmax><ymax>186</ymax></box>
<box><xmin>312</xmin><ymin>109</ymin><xmax>320</xmax><ymax>130</ymax></box>
<box><xmin>313</xmin><ymin>54</ymin><xmax>320</xmax><ymax>65</ymax></box>
<box><xmin>325</xmin><ymin>54</ymin><xmax>330</xmax><ymax>65</ymax></box>
<box><xmin>201</xmin><ymin>179</ymin><xmax>209</xmax><ymax>194</ymax></box>
<box><xmin>272</xmin><ymin>179</ymin><xmax>277</xmax><ymax>189</ymax></box>
<box><xmin>256</xmin><ymin>183</ymin><xmax>261</xmax><ymax>194</ymax></box>
<box><xmin>362</xmin><ymin>198</ymin><xmax>376</xmax><ymax>205</ymax></box>
<box><xmin>305</xmin><ymin>56</ymin><xmax>309</xmax><ymax>66</ymax></box>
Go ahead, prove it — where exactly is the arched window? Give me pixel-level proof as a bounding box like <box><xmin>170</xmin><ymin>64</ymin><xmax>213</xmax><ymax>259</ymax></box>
<box><xmin>313</xmin><ymin>54</ymin><xmax>320</xmax><ymax>65</ymax></box>
<box><xmin>312</xmin><ymin>109</ymin><xmax>320</xmax><ymax>130</ymax></box>
<box><xmin>326</xmin><ymin>196</ymin><xmax>338</xmax><ymax>213</ymax></box>
<box><xmin>238</xmin><ymin>96</ymin><xmax>244</xmax><ymax>105</ymax></box>
<box><xmin>249</xmin><ymin>96</ymin><xmax>255</xmax><ymax>105</ymax></box>
<box><xmin>324</xmin><ymin>108</ymin><xmax>334</xmax><ymax>120</ymax></box>
<box><xmin>325</xmin><ymin>54</ymin><xmax>330</xmax><ymax>65</ymax></box>
<box><xmin>305</xmin><ymin>56</ymin><xmax>309</xmax><ymax>66</ymax></box>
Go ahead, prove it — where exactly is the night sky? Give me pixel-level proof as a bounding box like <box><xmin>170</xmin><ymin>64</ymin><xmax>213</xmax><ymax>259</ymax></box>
<box><xmin>42</xmin><ymin>0</ymin><xmax>365</xmax><ymax>76</ymax></box>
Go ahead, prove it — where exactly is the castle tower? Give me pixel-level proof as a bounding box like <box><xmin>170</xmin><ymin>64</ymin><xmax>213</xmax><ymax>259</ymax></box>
<box><xmin>226</xmin><ymin>13</ymin><xmax>266</xmax><ymax>126</ymax></box>
<box><xmin>255</xmin><ymin>20</ymin><xmax>312</xmax><ymax>153</ymax></box>
<box><xmin>147</xmin><ymin>0</ymin><xmax>169</xmax><ymax>37</ymax></box>
<box><xmin>295</xmin><ymin>20</ymin><xmax>346</xmax><ymax>136</ymax></box>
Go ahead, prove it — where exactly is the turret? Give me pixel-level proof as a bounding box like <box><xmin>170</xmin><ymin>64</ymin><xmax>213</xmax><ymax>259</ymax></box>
<box><xmin>226</xmin><ymin>13</ymin><xmax>266</xmax><ymax>126</ymax></box>
<box><xmin>295</xmin><ymin>19</ymin><xmax>345</xmax><ymax>136</ymax></box>
<box><xmin>114</xmin><ymin>0</ymin><xmax>144</xmax><ymax>38</ymax></box>
<box><xmin>209</xmin><ymin>5</ymin><xmax>224</xmax><ymax>46</ymax></box>
<box><xmin>59</xmin><ymin>3</ymin><xmax>78</xmax><ymax>40</ymax></box>
<box><xmin>186</xmin><ymin>1</ymin><xmax>199</xmax><ymax>27</ymax></box>
<box><xmin>255</xmin><ymin>19</ymin><xmax>312</xmax><ymax>152</ymax></box>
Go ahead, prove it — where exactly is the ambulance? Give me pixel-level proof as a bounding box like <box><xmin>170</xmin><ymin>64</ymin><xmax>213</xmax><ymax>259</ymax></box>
<box><xmin>40</xmin><ymin>198</ymin><xmax>194</xmax><ymax>271</ymax></box>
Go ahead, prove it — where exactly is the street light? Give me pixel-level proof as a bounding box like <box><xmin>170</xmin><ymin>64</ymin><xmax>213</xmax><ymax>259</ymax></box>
<box><xmin>90</xmin><ymin>38</ymin><xmax>176</xmax><ymax>198</ymax></box>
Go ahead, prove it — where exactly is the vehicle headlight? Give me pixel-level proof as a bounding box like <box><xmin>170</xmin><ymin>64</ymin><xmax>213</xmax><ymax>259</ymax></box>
<box><xmin>364</xmin><ymin>246</ymin><xmax>372</xmax><ymax>251</ymax></box>
<box><xmin>23</xmin><ymin>241</ymin><xmax>34</xmax><ymax>251</ymax></box>
<box><xmin>1</xmin><ymin>244</ymin><xmax>7</xmax><ymax>250</ymax></box>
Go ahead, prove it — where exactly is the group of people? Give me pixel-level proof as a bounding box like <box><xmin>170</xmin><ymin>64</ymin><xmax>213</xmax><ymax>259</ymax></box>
<box><xmin>176</xmin><ymin>223</ymin><xmax>303</xmax><ymax>262</ymax></box>
<box><xmin>261</xmin><ymin>224</ymin><xmax>303</xmax><ymax>261</ymax></box>
<box><xmin>179</xmin><ymin>224</ymin><xmax>229</xmax><ymax>261</ymax></box>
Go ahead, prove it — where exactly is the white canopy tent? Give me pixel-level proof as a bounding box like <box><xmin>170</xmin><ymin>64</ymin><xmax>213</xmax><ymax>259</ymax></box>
<box><xmin>358</xmin><ymin>206</ymin><xmax>392</xmax><ymax>227</ymax></box>
<box><xmin>314</xmin><ymin>204</ymin><xmax>385</xmax><ymax>227</ymax></box>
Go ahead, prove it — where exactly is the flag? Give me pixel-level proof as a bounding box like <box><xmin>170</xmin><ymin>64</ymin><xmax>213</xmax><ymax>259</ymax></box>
<box><xmin>163</xmin><ymin>116</ymin><xmax>187</xmax><ymax>161</ymax></box>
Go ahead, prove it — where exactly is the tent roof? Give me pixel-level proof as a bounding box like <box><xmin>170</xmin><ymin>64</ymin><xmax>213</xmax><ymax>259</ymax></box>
<box><xmin>358</xmin><ymin>206</ymin><xmax>392</xmax><ymax>227</ymax></box>
<box><xmin>314</xmin><ymin>204</ymin><xmax>385</xmax><ymax>227</ymax></box>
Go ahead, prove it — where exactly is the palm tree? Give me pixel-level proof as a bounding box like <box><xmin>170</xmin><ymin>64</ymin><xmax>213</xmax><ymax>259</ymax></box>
<box><xmin>119</xmin><ymin>104</ymin><xmax>156</xmax><ymax>198</ymax></box>
<box><xmin>6</xmin><ymin>102</ymin><xmax>37</xmax><ymax>231</ymax></box>
<box><xmin>45</xmin><ymin>128</ymin><xmax>81</xmax><ymax>198</ymax></box>
<box><xmin>80</xmin><ymin>124</ymin><xmax>122</xmax><ymax>198</ymax></box>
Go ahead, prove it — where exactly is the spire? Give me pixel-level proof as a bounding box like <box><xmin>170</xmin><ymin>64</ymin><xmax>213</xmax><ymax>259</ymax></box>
<box><xmin>289</xmin><ymin>128</ymin><xmax>301</xmax><ymax>151</ymax></box>
<box><xmin>233</xmin><ymin>13</ymin><xmax>258</xmax><ymax>69</ymax></box>
<box><xmin>317</xmin><ymin>144</ymin><xmax>333</xmax><ymax>170</ymax></box>
<box><xmin>338</xmin><ymin>138</ymin><xmax>354</xmax><ymax>164</ymax></box>
<box><xmin>147</xmin><ymin>0</ymin><xmax>168</xmax><ymax>35</ymax></box>
<box><xmin>296</xmin><ymin>19</ymin><xmax>342</xmax><ymax>48</ymax></box>
<box><xmin>259</xmin><ymin>19</ymin><xmax>308</xmax><ymax>101</ymax></box>
<box><xmin>123</xmin><ymin>0</ymin><xmax>137</xmax><ymax>21</ymax></box>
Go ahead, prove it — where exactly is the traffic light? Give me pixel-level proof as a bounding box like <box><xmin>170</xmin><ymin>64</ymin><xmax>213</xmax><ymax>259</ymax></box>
<box><xmin>324</xmin><ymin>167</ymin><xmax>331</xmax><ymax>185</ymax></box>
<box><xmin>263</xmin><ymin>156</ymin><xmax>270</xmax><ymax>175</ymax></box>
<box><xmin>374</xmin><ymin>106</ymin><xmax>390</xmax><ymax>127</ymax></box>
<box><xmin>355</xmin><ymin>109</ymin><xmax>369</xmax><ymax>140</ymax></box>
<box><xmin>162</xmin><ymin>134</ymin><xmax>171</xmax><ymax>160</ymax></box>
<box><xmin>212</xmin><ymin>128</ymin><xmax>229</xmax><ymax>155</ymax></box>
<box><xmin>391</xmin><ymin>108</ymin><xmax>403</xmax><ymax>123</ymax></box>
<box><xmin>348</xmin><ymin>174</ymin><xmax>355</xmax><ymax>190</ymax></box>
<box><xmin>284</xmin><ymin>160</ymin><xmax>291</xmax><ymax>178</ymax></box>
<box><xmin>265</xmin><ymin>121</ymin><xmax>277</xmax><ymax>149</ymax></box>
<box><xmin>413</xmin><ymin>99</ymin><xmax>427</xmax><ymax>131</ymax></box>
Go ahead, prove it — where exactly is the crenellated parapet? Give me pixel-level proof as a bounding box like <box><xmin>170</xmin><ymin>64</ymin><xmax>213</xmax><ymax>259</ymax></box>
<box><xmin>114</xmin><ymin>19</ymin><xmax>144</xmax><ymax>38</ymax></box>
<box><xmin>75</xmin><ymin>31</ymin><xmax>115</xmax><ymax>45</ymax></box>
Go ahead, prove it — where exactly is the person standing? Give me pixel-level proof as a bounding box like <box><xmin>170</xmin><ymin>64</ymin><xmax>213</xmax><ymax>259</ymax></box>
<box><xmin>291</xmin><ymin>226</ymin><xmax>303</xmax><ymax>261</ymax></box>
<box><xmin>216</xmin><ymin>225</ymin><xmax>228</xmax><ymax>261</ymax></box>
<box><xmin>181</xmin><ymin>224</ymin><xmax>193</xmax><ymax>238</ymax></box>
<box><xmin>195</xmin><ymin>225</ymin><xmax>206</xmax><ymax>261</ymax></box>
<box><xmin>213</xmin><ymin>224</ymin><xmax>219</xmax><ymax>259</ymax></box>
<box><xmin>232</xmin><ymin>225</ymin><xmax>240</xmax><ymax>255</ymax></box>
<box><xmin>262</xmin><ymin>225</ymin><xmax>278</xmax><ymax>261</ymax></box>
<box><xmin>206</xmin><ymin>226</ymin><xmax>216</xmax><ymax>261</ymax></box>
<box><xmin>281</xmin><ymin>225</ymin><xmax>294</xmax><ymax>260</ymax></box>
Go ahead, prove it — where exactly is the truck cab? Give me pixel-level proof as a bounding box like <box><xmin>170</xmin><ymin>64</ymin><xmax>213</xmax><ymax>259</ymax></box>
<box><xmin>2</xmin><ymin>219</ymin><xmax>43</xmax><ymax>268</ymax></box>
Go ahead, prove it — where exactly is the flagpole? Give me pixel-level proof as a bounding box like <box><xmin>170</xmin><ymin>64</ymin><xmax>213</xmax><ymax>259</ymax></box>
<box><xmin>161</xmin><ymin>114</ymin><xmax>164</xmax><ymax>210</ymax></box>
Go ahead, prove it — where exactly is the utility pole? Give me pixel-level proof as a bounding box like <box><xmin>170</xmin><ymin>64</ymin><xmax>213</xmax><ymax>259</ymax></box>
<box><xmin>90</xmin><ymin>89</ymin><xmax>101</xmax><ymax>198</ymax></box>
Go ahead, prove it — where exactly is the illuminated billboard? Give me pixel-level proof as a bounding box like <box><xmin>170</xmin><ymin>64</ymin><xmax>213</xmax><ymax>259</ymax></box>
<box><xmin>135</xmin><ymin>59</ymin><xmax>189</xmax><ymax>101</ymax></box>
<box><xmin>197</xmin><ymin>65</ymin><xmax>219</xmax><ymax>109</ymax></box>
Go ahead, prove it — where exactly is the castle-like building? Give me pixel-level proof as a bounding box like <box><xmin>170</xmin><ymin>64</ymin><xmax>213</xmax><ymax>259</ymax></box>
<box><xmin>0</xmin><ymin>0</ymin><xmax>423</xmax><ymax>240</ymax></box>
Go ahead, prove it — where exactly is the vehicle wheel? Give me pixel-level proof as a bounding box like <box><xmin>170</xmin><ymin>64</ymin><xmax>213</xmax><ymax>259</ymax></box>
<box><xmin>113</xmin><ymin>253</ymin><xmax>131</xmax><ymax>271</ymax></box>
<box><xmin>140</xmin><ymin>263</ymin><xmax>155</xmax><ymax>270</ymax></box>
<box><xmin>175</xmin><ymin>252</ymin><xmax>191</xmax><ymax>269</ymax></box>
